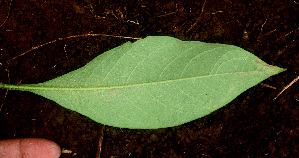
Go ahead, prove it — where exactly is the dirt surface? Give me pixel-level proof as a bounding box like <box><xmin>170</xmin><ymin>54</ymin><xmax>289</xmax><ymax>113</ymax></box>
<box><xmin>0</xmin><ymin>0</ymin><xmax>298</xmax><ymax>157</ymax></box>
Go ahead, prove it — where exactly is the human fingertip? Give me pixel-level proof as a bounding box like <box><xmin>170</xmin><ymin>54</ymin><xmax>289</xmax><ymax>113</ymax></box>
<box><xmin>0</xmin><ymin>138</ymin><xmax>61</xmax><ymax>158</ymax></box>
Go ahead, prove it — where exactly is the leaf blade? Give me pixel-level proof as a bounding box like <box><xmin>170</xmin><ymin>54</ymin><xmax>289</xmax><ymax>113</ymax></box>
<box><xmin>0</xmin><ymin>36</ymin><xmax>286</xmax><ymax>129</ymax></box>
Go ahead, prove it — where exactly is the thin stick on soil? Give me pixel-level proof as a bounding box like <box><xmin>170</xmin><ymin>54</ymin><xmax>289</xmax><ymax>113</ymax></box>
<box><xmin>187</xmin><ymin>0</ymin><xmax>207</xmax><ymax>32</ymax></box>
<box><xmin>4</xmin><ymin>33</ymin><xmax>142</xmax><ymax>63</ymax></box>
<box><xmin>0</xmin><ymin>69</ymin><xmax>10</xmax><ymax>112</ymax></box>
<box><xmin>96</xmin><ymin>125</ymin><xmax>105</xmax><ymax>158</ymax></box>
<box><xmin>259</xmin><ymin>83</ymin><xmax>276</xmax><ymax>90</ymax></box>
<box><xmin>0</xmin><ymin>0</ymin><xmax>13</xmax><ymax>28</ymax></box>
<box><xmin>276</xmin><ymin>27</ymin><xmax>299</xmax><ymax>41</ymax></box>
<box><xmin>273</xmin><ymin>76</ymin><xmax>299</xmax><ymax>100</ymax></box>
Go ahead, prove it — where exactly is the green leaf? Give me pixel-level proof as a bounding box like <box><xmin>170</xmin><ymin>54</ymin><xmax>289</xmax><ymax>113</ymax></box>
<box><xmin>0</xmin><ymin>36</ymin><xmax>286</xmax><ymax>129</ymax></box>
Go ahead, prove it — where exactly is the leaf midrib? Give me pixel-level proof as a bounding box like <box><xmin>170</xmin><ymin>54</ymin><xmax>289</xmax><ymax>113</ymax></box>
<box><xmin>0</xmin><ymin>70</ymin><xmax>267</xmax><ymax>91</ymax></box>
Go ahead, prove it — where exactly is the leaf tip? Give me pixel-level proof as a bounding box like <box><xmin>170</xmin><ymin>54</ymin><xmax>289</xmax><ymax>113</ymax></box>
<box><xmin>254</xmin><ymin>59</ymin><xmax>286</xmax><ymax>74</ymax></box>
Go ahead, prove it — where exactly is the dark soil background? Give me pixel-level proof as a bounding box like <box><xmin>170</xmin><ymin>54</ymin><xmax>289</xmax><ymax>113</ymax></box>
<box><xmin>0</xmin><ymin>0</ymin><xmax>298</xmax><ymax>157</ymax></box>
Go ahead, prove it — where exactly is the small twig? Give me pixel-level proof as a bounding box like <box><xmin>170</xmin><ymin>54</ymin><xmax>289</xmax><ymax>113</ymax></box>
<box><xmin>157</xmin><ymin>11</ymin><xmax>177</xmax><ymax>17</ymax></box>
<box><xmin>276</xmin><ymin>28</ymin><xmax>299</xmax><ymax>41</ymax></box>
<box><xmin>7</xmin><ymin>33</ymin><xmax>142</xmax><ymax>62</ymax></box>
<box><xmin>201</xmin><ymin>153</ymin><xmax>212</xmax><ymax>158</ymax></box>
<box><xmin>187</xmin><ymin>0</ymin><xmax>207</xmax><ymax>32</ymax></box>
<box><xmin>257</xmin><ymin>29</ymin><xmax>277</xmax><ymax>40</ymax></box>
<box><xmin>256</xmin><ymin>18</ymin><xmax>268</xmax><ymax>41</ymax></box>
<box><xmin>273</xmin><ymin>76</ymin><xmax>299</xmax><ymax>100</ymax></box>
<box><xmin>0</xmin><ymin>0</ymin><xmax>13</xmax><ymax>28</ymax></box>
<box><xmin>0</xmin><ymin>89</ymin><xmax>8</xmax><ymax>112</ymax></box>
<box><xmin>0</xmin><ymin>69</ymin><xmax>10</xmax><ymax>112</ymax></box>
<box><xmin>40</xmin><ymin>0</ymin><xmax>48</xmax><ymax>7</ymax></box>
<box><xmin>96</xmin><ymin>125</ymin><xmax>105</xmax><ymax>158</ymax></box>
<box><xmin>260</xmin><ymin>19</ymin><xmax>267</xmax><ymax>32</ymax></box>
<box><xmin>211</xmin><ymin>10</ymin><xmax>223</xmax><ymax>15</ymax></box>
<box><xmin>259</xmin><ymin>83</ymin><xmax>276</xmax><ymax>90</ymax></box>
